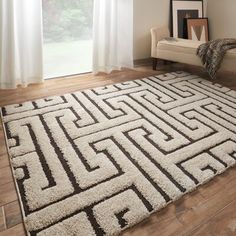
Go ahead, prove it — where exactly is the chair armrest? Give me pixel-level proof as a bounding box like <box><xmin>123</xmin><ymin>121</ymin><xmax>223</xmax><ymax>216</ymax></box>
<box><xmin>151</xmin><ymin>26</ymin><xmax>170</xmax><ymax>57</ymax></box>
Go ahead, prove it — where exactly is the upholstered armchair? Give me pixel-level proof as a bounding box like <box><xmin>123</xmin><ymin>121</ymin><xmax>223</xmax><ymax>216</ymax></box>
<box><xmin>150</xmin><ymin>26</ymin><xmax>236</xmax><ymax>72</ymax></box>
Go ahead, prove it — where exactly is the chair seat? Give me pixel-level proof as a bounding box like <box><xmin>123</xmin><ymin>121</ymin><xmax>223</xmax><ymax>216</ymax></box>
<box><xmin>157</xmin><ymin>38</ymin><xmax>203</xmax><ymax>54</ymax></box>
<box><xmin>157</xmin><ymin>38</ymin><xmax>236</xmax><ymax>59</ymax></box>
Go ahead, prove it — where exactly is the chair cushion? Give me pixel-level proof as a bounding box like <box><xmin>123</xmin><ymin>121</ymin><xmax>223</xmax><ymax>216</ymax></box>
<box><xmin>157</xmin><ymin>38</ymin><xmax>236</xmax><ymax>58</ymax></box>
<box><xmin>157</xmin><ymin>38</ymin><xmax>204</xmax><ymax>55</ymax></box>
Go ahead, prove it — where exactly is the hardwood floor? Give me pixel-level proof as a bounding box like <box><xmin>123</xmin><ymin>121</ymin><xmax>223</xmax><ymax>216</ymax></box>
<box><xmin>0</xmin><ymin>64</ymin><xmax>236</xmax><ymax>236</ymax></box>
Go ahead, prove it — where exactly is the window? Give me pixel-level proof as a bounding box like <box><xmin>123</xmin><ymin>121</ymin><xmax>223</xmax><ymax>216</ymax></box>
<box><xmin>43</xmin><ymin>0</ymin><xmax>93</xmax><ymax>78</ymax></box>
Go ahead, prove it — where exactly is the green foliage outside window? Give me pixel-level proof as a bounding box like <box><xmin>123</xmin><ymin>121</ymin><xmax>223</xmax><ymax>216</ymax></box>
<box><xmin>43</xmin><ymin>0</ymin><xmax>94</xmax><ymax>43</ymax></box>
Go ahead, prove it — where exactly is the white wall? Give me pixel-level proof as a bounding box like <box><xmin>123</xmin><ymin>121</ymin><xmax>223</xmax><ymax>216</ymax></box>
<box><xmin>133</xmin><ymin>0</ymin><xmax>170</xmax><ymax>60</ymax></box>
<box><xmin>207</xmin><ymin>0</ymin><xmax>236</xmax><ymax>39</ymax></box>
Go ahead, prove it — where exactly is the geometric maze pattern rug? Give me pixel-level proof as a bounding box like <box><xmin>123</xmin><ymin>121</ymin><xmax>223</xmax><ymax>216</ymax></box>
<box><xmin>1</xmin><ymin>71</ymin><xmax>236</xmax><ymax>236</ymax></box>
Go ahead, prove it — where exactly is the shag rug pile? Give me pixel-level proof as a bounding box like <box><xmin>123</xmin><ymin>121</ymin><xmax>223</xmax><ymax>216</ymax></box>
<box><xmin>1</xmin><ymin>71</ymin><xmax>236</xmax><ymax>236</ymax></box>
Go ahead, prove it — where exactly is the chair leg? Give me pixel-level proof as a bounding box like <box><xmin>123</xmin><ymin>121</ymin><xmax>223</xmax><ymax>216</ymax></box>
<box><xmin>152</xmin><ymin>58</ymin><xmax>158</xmax><ymax>70</ymax></box>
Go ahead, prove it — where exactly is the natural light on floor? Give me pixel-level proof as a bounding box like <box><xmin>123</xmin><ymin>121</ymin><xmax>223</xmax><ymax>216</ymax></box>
<box><xmin>42</xmin><ymin>0</ymin><xmax>93</xmax><ymax>79</ymax></box>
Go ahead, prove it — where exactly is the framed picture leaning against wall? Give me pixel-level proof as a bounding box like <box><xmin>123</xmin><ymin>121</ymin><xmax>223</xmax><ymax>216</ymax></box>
<box><xmin>187</xmin><ymin>18</ymin><xmax>209</xmax><ymax>41</ymax></box>
<box><xmin>170</xmin><ymin>0</ymin><xmax>204</xmax><ymax>38</ymax></box>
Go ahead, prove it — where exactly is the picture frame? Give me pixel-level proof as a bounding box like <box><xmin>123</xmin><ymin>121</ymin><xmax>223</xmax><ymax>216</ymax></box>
<box><xmin>187</xmin><ymin>18</ymin><xmax>209</xmax><ymax>41</ymax></box>
<box><xmin>170</xmin><ymin>0</ymin><xmax>204</xmax><ymax>38</ymax></box>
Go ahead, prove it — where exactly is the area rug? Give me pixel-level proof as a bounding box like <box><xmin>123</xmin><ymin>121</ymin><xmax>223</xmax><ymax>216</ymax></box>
<box><xmin>1</xmin><ymin>71</ymin><xmax>236</xmax><ymax>236</ymax></box>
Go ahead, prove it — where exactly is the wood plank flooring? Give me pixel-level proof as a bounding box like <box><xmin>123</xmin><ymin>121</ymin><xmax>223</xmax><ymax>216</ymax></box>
<box><xmin>0</xmin><ymin>64</ymin><xmax>236</xmax><ymax>236</ymax></box>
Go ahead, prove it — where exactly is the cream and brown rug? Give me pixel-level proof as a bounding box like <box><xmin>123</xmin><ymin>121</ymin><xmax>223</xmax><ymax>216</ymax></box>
<box><xmin>1</xmin><ymin>71</ymin><xmax>236</xmax><ymax>236</ymax></box>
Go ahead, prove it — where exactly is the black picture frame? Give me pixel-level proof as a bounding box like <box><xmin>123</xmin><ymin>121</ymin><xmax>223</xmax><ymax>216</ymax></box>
<box><xmin>170</xmin><ymin>0</ymin><xmax>204</xmax><ymax>38</ymax></box>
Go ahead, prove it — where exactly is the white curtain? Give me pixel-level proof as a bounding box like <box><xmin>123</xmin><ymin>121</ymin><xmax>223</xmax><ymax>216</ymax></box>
<box><xmin>0</xmin><ymin>0</ymin><xmax>43</xmax><ymax>89</ymax></box>
<box><xmin>93</xmin><ymin>0</ymin><xmax>134</xmax><ymax>73</ymax></box>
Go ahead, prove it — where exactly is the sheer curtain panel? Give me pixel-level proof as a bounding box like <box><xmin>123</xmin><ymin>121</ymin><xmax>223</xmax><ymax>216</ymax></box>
<box><xmin>0</xmin><ymin>0</ymin><xmax>43</xmax><ymax>89</ymax></box>
<box><xmin>93</xmin><ymin>0</ymin><xmax>134</xmax><ymax>73</ymax></box>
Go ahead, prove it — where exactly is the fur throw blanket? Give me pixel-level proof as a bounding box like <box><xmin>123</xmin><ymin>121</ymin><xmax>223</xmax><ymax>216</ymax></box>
<box><xmin>197</xmin><ymin>39</ymin><xmax>236</xmax><ymax>79</ymax></box>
